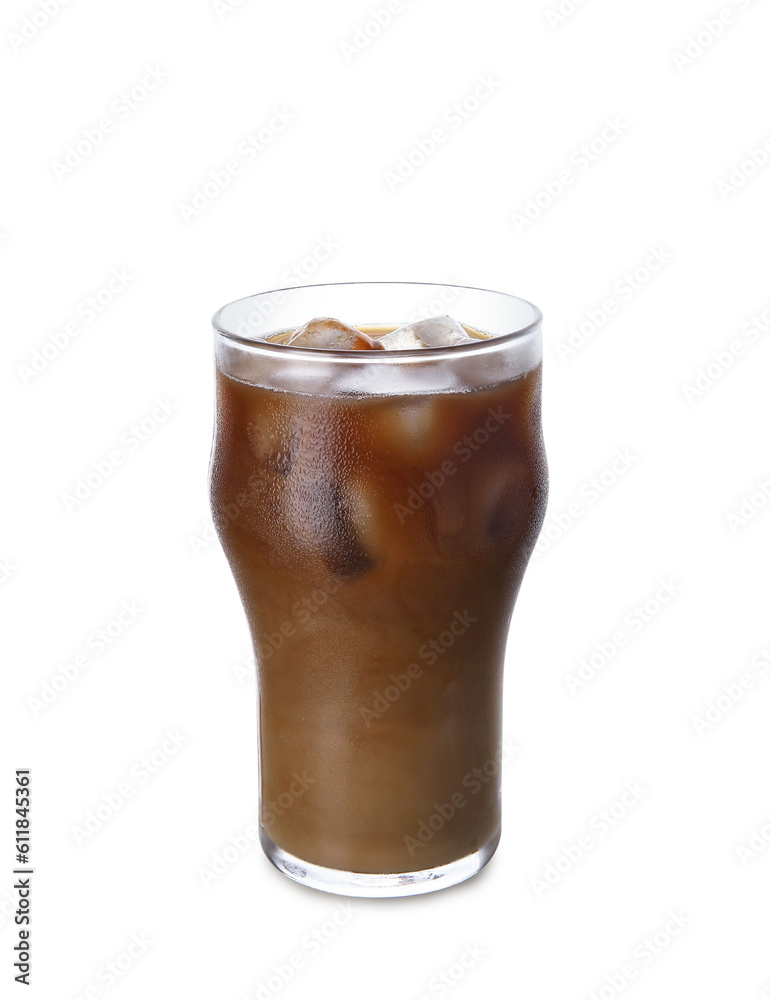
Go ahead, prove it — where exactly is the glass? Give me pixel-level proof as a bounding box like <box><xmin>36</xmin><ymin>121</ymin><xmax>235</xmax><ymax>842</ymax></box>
<box><xmin>210</xmin><ymin>282</ymin><xmax>547</xmax><ymax>896</ymax></box>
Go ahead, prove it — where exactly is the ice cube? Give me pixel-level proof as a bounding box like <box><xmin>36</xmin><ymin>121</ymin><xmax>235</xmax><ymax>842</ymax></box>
<box><xmin>286</xmin><ymin>317</ymin><xmax>383</xmax><ymax>351</ymax></box>
<box><xmin>247</xmin><ymin>420</ymin><xmax>300</xmax><ymax>476</ymax></box>
<box><xmin>287</xmin><ymin>476</ymin><xmax>375</xmax><ymax>578</ymax></box>
<box><xmin>377</xmin><ymin>315</ymin><xmax>476</xmax><ymax>351</ymax></box>
<box><xmin>245</xmin><ymin>395</ymin><xmax>303</xmax><ymax>476</ymax></box>
<box><xmin>472</xmin><ymin>461</ymin><xmax>533</xmax><ymax>544</ymax></box>
<box><xmin>327</xmin><ymin>478</ymin><xmax>382</xmax><ymax>577</ymax></box>
<box><xmin>377</xmin><ymin>397</ymin><xmax>444</xmax><ymax>460</ymax></box>
<box><xmin>343</xmin><ymin>473</ymin><xmax>386</xmax><ymax>565</ymax></box>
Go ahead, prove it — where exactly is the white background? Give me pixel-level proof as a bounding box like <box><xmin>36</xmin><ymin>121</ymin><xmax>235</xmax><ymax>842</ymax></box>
<box><xmin>2</xmin><ymin>0</ymin><xmax>769</xmax><ymax>997</ymax></box>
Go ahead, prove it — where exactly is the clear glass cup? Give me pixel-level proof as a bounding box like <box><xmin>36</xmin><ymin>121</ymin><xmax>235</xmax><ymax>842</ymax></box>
<box><xmin>210</xmin><ymin>282</ymin><xmax>547</xmax><ymax>896</ymax></box>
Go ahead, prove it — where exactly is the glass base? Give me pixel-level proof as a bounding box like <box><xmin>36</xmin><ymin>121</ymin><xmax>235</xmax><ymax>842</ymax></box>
<box><xmin>260</xmin><ymin>827</ymin><xmax>500</xmax><ymax>898</ymax></box>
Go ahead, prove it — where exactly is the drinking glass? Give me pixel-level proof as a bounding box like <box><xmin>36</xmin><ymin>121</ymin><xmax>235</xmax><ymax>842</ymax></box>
<box><xmin>210</xmin><ymin>282</ymin><xmax>547</xmax><ymax>896</ymax></box>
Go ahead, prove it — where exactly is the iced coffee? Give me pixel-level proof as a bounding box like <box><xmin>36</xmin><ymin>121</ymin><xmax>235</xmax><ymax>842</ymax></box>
<box><xmin>210</xmin><ymin>285</ymin><xmax>547</xmax><ymax>896</ymax></box>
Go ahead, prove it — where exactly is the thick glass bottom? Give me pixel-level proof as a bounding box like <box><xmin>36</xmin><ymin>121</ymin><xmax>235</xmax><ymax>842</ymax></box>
<box><xmin>260</xmin><ymin>827</ymin><xmax>500</xmax><ymax>898</ymax></box>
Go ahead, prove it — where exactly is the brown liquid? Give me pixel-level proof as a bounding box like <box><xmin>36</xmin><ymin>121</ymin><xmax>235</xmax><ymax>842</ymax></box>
<box><xmin>210</xmin><ymin>339</ymin><xmax>546</xmax><ymax>874</ymax></box>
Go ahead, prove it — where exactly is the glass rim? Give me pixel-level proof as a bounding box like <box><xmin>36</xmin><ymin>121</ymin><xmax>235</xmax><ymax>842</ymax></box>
<box><xmin>211</xmin><ymin>281</ymin><xmax>542</xmax><ymax>362</ymax></box>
